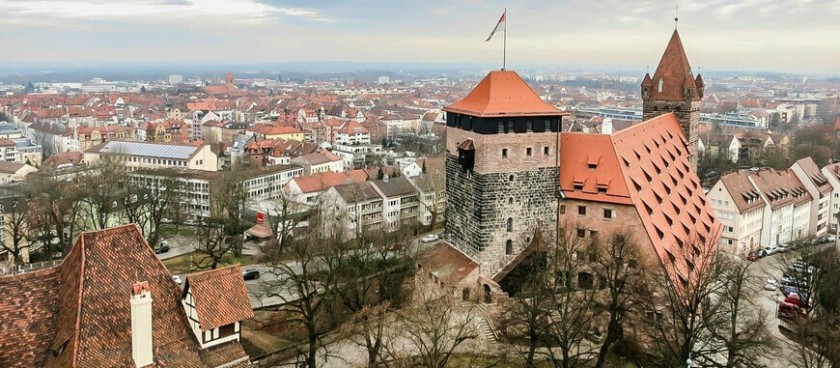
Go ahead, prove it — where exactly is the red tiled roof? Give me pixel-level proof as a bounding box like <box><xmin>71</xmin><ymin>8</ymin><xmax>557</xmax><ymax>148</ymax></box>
<box><xmin>647</xmin><ymin>30</ymin><xmax>701</xmax><ymax>102</ymax></box>
<box><xmin>749</xmin><ymin>169</ymin><xmax>811</xmax><ymax>209</ymax></box>
<box><xmin>184</xmin><ymin>266</ymin><xmax>254</xmax><ymax>331</ymax></box>
<box><xmin>563</xmin><ymin>113</ymin><xmax>720</xmax><ymax>287</ymax></box>
<box><xmin>720</xmin><ymin>171</ymin><xmax>765</xmax><ymax>213</ymax></box>
<box><xmin>0</xmin><ymin>268</ymin><xmax>61</xmax><ymax>368</ymax></box>
<box><xmin>418</xmin><ymin>242</ymin><xmax>478</xmax><ymax>284</ymax></box>
<box><xmin>290</xmin><ymin>171</ymin><xmax>362</xmax><ymax>194</ymax></box>
<box><xmin>443</xmin><ymin>70</ymin><xmax>564</xmax><ymax>117</ymax></box>
<box><xmin>0</xmin><ymin>224</ymin><xmax>250</xmax><ymax>368</ymax></box>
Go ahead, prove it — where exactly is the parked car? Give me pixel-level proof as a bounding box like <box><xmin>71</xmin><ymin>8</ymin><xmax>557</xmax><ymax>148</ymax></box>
<box><xmin>746</xmin><ymin>252</ymin><xmax>760</xmax><ymax>261</ymax></box>
<box><xmin>782</xmin><ymin>286</ymin><xmax>800</xmax><ymax>297</ymax></box>
<box><xmin>172</xmin><ymin>275</ymin><xmax>182</xmax><ymax>285</ymax></box>
<box><xmin>155</xmin><ymin>242</ymin><xmax>170</xmax><ymax>254</ymax></box>
<box><xmin>243</xmin><ymin>269</ymin><xmax>260</xmax><ymax>280</ymax></box>
<box><xmin>777</xmin><ymin>301</ymin><xmax>806</xmax><ymax>320</ymax></box>
<box><xmin>829</xmin><ymin>235</ymin><xmax>837</xmax><ymax>242</ymax></box>
<box><xmin>777</xmin><ymin>243</ymin><xmax>792</xmax><ymax>253</ymax></box>
<box><xmin>764</xmin><ymin>279</ymin><xmax>778</xmax><ymax>291</ymax></box>
<box><xmin>784</xmin><ymin>294</ymin><xmax>811</xmax><ymax>310</ymax></box>
<box><xmin>421</xmin><ymin>234</ymin><xmax>440</xmax><ymax>243</ymax></box>
<box><xmin>763</xmin><ymin>246</ymin><xmax>779</xmax><ymax>256</ymax></box>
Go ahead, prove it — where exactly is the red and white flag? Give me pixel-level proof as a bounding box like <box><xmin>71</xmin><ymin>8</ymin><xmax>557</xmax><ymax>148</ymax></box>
<box><xmin>485</xmin><ymin>10</ymin><xmax>506</xmax><ymax>42</ymax></box>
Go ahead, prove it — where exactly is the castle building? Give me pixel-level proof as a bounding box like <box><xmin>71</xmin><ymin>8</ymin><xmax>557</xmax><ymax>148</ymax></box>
<box><xmin>443</xmin><ymin>70</ymin><xmax>567</xmax><ymax>277</ymax></box>
<box><xmin>641</xmin><ymin>30</ymin><xmax>704</xmax><ymax>171</ymax></box>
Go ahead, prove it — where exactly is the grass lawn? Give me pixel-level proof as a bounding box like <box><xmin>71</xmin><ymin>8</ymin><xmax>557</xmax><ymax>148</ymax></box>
<box><xmin>162</xmin><ymin>252</ymin><xmax>256</xmax><ymax>275</ymax></box>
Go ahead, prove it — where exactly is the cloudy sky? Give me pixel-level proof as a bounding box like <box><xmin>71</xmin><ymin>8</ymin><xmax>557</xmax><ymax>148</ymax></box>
<box><xmin>1</xmin><ymin>0</ymin><xmax>838</xmax><ymax>74</ymax></box>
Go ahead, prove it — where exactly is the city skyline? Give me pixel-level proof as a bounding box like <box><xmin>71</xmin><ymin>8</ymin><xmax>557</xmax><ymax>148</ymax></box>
<box><xmin>0</xmin><ymin>0</ymin><xmax>838</xmax><ymax>75</ymax></box>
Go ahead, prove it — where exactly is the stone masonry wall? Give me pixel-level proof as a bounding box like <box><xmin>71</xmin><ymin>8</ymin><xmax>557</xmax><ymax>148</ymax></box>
<box><xmin>446</xmin><ymin>127</ymin><xmax>560</xmax><ymax>174</ymax></box>
<box><xmin>446</xmin><ymin>155</ymin><xmax>558</xmax><ymax>277</ymax></box>
<box><xmin>643</xmin><ymin>100</ymin><xmax>701</xmax><ymax>171</ymax></box>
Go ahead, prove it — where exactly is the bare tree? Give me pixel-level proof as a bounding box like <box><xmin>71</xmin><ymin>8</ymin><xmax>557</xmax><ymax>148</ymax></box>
<box><xmin>0</xmin><ymin>197</ymin><xmax>31</xmax><ymax>268</ymax></box>
<box><xmin>78</xmin><ymin>160</ymin><xmax>126</xmax><ymax>230</ymax></box>
<box><xmin>26</xmin><ymin>173</ymin><xmax>85</xmax><ymax>257</ymax></box>
<box><xmin>541</xmin><ymin>224</ymin><xmax>600</xmax><ymax>368</ymax></box>
<box><xmin>383</xmin><ymin>295</ymin><xmax>480</xmax><ymax>368</ymax></box>
<box><xmin>703</xmin><ymin>254</ymin><xmax>775</xmax><ymax>368</ymax></box>
<box><xmin>591</xmin><ymin>232</ymin><xmax>643</xmax><ymax>368</ymax></box>
<box><xmin>637</xmin><ymin>232</ymin><xmax>723</xmax><ymax>368</ymax></box>
<box><xmin>497</xmin><ymin>264</ymin><xmax>554</xmax><ymax>367</ymax></box>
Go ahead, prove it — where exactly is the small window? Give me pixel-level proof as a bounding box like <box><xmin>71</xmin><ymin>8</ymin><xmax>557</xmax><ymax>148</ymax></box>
<box><xmin>526</xmin><ymin>147</ymin><xmax>532</xmax><ymax>157</ymax></box>
<box><xmin>603</xmin><ymin>209</ymin><xmax>613</xmax><ymax>219</ymax></box>
<box><xmin>502</xmin><ymin>148</ymin><xmax>508</xmax><ymax>158</ymax></box>
<box><xmin>506</xmin><ymin>218</ymin><xmax>513</xmax><ymax>232</ymax></box>
<box><xmin>627</xmin><ymin>259</ymin><xmax>638</xmax><ymax>269</ymax></box>
<box><xmin>509</xmin><ymin>175</ymin><xmax>515</xmax><ymax>182</ymax></box>
<box><xmin>577</xmin><ymin>228</ymin><xmax>586</xmax><ymax>238</ymax></box>
<box><xmin>544</xmin><ymin>147</ymin><xmax>550</xmax><ymax>155</ymax></box>
<box><xmin>559</xmin><ymin>205</ymin><xmax>566</xmax><ymax>214</ymax></box>
<box><xmin>505</xmin><ymin>240</ymin><xmax>513</xmax><ymax>255</ymax></box>
<box><xmin>578</xmin><ymin>206</ymin><xmax>587</xmax><ymax>215</ymax></box>
<box><xmin>508</xmin><ymin>197</ymin><xmax>514</xmax><ymax>205</ymax></box>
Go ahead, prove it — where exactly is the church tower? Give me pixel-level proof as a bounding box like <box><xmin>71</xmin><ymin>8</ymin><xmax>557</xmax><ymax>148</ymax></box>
<box><xmin>443</xmin><ymin>70</ymin><xmax>566</xmax><ymax>277</ymax></box>
<box><xmin>641</xmin><ymin>30</ymin><xmax>704</xmax><ymax>170</ymax></box>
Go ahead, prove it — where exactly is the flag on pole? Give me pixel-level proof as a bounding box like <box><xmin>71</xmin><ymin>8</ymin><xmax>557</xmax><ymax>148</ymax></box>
<box><xmin>485</xmin><ymin>10</ymin><xmax>506</xmax><ymax>42</ymax></box>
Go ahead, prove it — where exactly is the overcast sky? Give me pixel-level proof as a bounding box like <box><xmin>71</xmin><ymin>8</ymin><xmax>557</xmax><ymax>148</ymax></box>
<box><xmin>1</xmin><ymin>0</ymin><xmax>838</xmax><ymax>74</ymax></box>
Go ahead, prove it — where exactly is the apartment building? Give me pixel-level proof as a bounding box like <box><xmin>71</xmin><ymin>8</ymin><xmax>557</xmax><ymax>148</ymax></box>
<box><xmin>790</xmin><ymin>157</ymin><xmax>832</xmax><ymax>237</ymax></box>
<box><xmin>85</xmin><ymin>140</ymin><xmax>218</xmax><ymax>172</ymax></box>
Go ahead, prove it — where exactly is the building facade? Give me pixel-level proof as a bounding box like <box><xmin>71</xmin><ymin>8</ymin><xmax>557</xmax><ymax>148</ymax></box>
<box><xmin>443</xmin><ymin>70</ymin><xmax>565</xmax><ymax>277</ymax></box>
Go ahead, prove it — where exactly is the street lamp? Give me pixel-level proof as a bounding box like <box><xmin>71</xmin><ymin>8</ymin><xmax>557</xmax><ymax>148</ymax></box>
<box><xmin>686</xmin><ymin>353</ymin><xmax>693</xmax><ymax>368</ymax></box>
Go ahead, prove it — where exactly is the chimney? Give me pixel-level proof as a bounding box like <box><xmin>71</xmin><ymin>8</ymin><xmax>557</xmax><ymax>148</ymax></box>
<box><xmin>130</xmin><ymin>281</ymin><xmax>154</xmax><ymax>367</ymax></box>
<box><xmin>601</xmin><ymin>118</ymin><xmax>613</xmax><ymax>135</ymax></box>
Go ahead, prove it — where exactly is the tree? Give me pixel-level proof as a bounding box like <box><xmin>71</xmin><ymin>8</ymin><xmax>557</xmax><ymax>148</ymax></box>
<box><xmin>638</xmin><ymin>232</ymin><xmax>723</xmax><ymax>368</ymax></box>
<box><xmin>192</xmin><ymin>219</ymin><xmax>233</xmax><ymax>270</ymax></box>
<box><xmin>591</xmin><ymin>232</ymin><xmax>643</xmax><ymax>368</ymax></box>
<box><xmin>259</xmin><ymin>207</ymin><xmax>343</xmax><ymax>368</ymax></box>
<box><xmin>542</xmin><ymin>225</ymin><xmax>600</xmax><ymax>368</ymax></box>
<box><xmin>78</xmin><ymin>160</ymin><xmax>126</xmax><ymax>230</ymax></box>
<box><xmin>383</xmin><ymin>295</ymin><xmax>480</xmax><ymax>368</ymax></box>
<box><xmin>377</xmin><ymin>167</ymin><xmax>385</xmax><ymax>180</ymax></box>
<box><xmin>497</xmin><ymin>262</ymin><xmax>555</xmax><ymax>367</ymax></box>
<box><xmin>0</xmin><ymin>197</ymin><xmax>32</xmax><ymax>269</ymax></box>
<box><xmin>703</xmin><ymin>255</ymin><xmax>775</xmax><ymax>368</ymax></box>
<box><xmin>210</xmin><ymin>171</ymin><xmax>247</xmax><ymax>256</ymax></box>
<box><xmin>26</xmin><ymin>173</ymin><xmax>85</xmax><ymax>257</ymax></box>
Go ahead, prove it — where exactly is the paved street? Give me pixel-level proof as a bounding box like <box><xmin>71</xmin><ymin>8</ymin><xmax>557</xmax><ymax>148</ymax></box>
<box><xmin>748</xmin><ymin>242</ymin><xmax>834</xmax><ymax>367</ymax></box>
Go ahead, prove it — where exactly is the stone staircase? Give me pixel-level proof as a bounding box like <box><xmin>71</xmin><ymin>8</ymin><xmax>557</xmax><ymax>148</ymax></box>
<box><xmin>471</xmin><ymin>303</ymin><xmax>498</xmax><ymax>344</ymax></box>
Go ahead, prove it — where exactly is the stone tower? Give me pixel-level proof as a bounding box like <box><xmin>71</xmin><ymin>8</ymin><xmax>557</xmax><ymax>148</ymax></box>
<box><xmin>443</xmin><ymin>70</ymin><xmax>566</xmax><ymax>277</ymax></box>
<box><xmin>641</xmin><ymin>30</ymin><xmax>704</xmax><ymax>170</ymax></box>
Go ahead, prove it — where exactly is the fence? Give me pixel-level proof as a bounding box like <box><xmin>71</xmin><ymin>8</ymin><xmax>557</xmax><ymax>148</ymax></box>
<box><xmin>0</xmin><ymin>260</ymin><xmax>63</xmax><ymax>276</ymax></box>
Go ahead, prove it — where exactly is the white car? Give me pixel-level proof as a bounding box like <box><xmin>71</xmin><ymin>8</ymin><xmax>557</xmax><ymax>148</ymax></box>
<box><xmin>421</xmin><ymin>234</ymin><xmax>440</xmax><ymax>243</ymax></box>
<box><xmin>764</xmin><ymin>279</ymin><xmax>778</xmax><ymax>291</ymax></box>
<box><xmin>172</xmin><ymin>275</ymin><xmax>183</xmax><ymax>285</ymax></box>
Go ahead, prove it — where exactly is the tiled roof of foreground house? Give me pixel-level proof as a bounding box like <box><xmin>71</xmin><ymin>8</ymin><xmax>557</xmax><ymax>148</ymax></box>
<box><xmin>560</xmin><ymin>112</ymin><xmax>721</xmax><ymax>287</ymax></box>
<box><xmin>0</xmin><ymin>224</ymin><xmax>251</xmax><ymax>368</ymax></box>
<box><xmin>184</xmin><ymin>266</ymin><xmax>254</xmax><ymax>331</ymax></box>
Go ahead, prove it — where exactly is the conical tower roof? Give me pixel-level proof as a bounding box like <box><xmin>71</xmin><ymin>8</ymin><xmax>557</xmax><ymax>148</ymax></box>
<box><xmin>650</xmin><ymin>30</ymin><xmax>700</xmax><ymax>101</ymax></box>
<box><xmin>444</xmin><ymin>70</ymin><xmax>562</xmax><ymax>117</ymax></box>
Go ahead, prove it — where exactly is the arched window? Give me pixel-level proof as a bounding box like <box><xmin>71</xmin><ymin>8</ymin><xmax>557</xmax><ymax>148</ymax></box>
<box><xmin>505</xmin><ymin>240</ymin><xmax>513</xmax><ymax>255</ymax></box>
<box><xmin>658</xmin><ymin>78</ymin><xmax>664</xmax><ymax>93</ymax></box>
<box><xmin>506</xmin><ymin>218</ymin><xmax>513</xmax><ymax>232</ymax></box>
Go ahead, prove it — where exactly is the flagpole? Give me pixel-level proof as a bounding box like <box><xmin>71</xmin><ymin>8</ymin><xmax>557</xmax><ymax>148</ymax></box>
<box><xmin>502</xmin><ymin>8</ymin><xmax>507</xmax><ymax>71</ymax></box>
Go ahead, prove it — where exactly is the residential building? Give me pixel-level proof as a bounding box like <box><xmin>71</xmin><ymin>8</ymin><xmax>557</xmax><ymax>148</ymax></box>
<box><xmin>412</xmin><ymin>171</ymin><xmax>446</xmax><ymax>226</ymax></box>
<box><xmin>285</xmin><ymin>171</ymin><xmax>367</xmax><ymax>205</ymax></box>
<box><xmin>0</xmin><ymin>162</ymin><xmax>37</xmax><ymax>184</ymax></box>
<box><xmin>821</xmin><ymin>163</ymin><xmax>840</xmax><ymax>233</ymax></box>
<box><xmin>248</xmin><ymin>124</ymin><xmax>305</xmax><ymax>142</ymax></box>
<box><xmin>290</xmin><ymin>151</ymin><xmax>344</xmax><ymax>175</ymax></box>
<box><xmin>84</xmin><ymin>140</ymin><xmax>218</xmax><ymax>172</ymax></box>
<box><xmin>332</xmin><ymin>120</ymin><xmax>371</xmax><ymax>145</ymax></box>
<box><xmin>707</xmin><ymin>171</ymin><xmax>765</xmax><ymax>255</ymax></box>
<box><xmin>790</xmin><ymin>157</ymin><xmax>832</xmax><ymax>237</ymax></box>
<box><xmin>321</xmin><ymin>181</ymin><xmax>384</xmax><ymax>238</ymax></box>
<box><xmin>129</xmin><ymin>165</ymin><xmax>303</xmax><ymax>218</ymax></box>
<box><xmin>371</xmin><ymin>176</ymin><xmax>420</xmax><ymax>232</ymax></box>
<box><xmin>0</xmin><ymin>225</ymin><xmax>253</xmax><ymax>368</ymax></box>
<box><xmin>749</xmin><ymin>169</ymin><xmax>812</xmax><ymax>247</ymax></box>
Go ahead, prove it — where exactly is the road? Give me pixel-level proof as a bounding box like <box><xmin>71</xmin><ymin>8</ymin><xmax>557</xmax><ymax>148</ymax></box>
<box><xmin>748</xmin><ymin>242</ymin><xmax>834</xmax><ymax>368</ymax></box>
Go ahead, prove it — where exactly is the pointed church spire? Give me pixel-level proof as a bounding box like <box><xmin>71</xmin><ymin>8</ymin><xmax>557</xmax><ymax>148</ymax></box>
<box><xmin>649</xmin><ymin>30</ymin><xmax>699</xmax><ymax>102</ymax></box>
